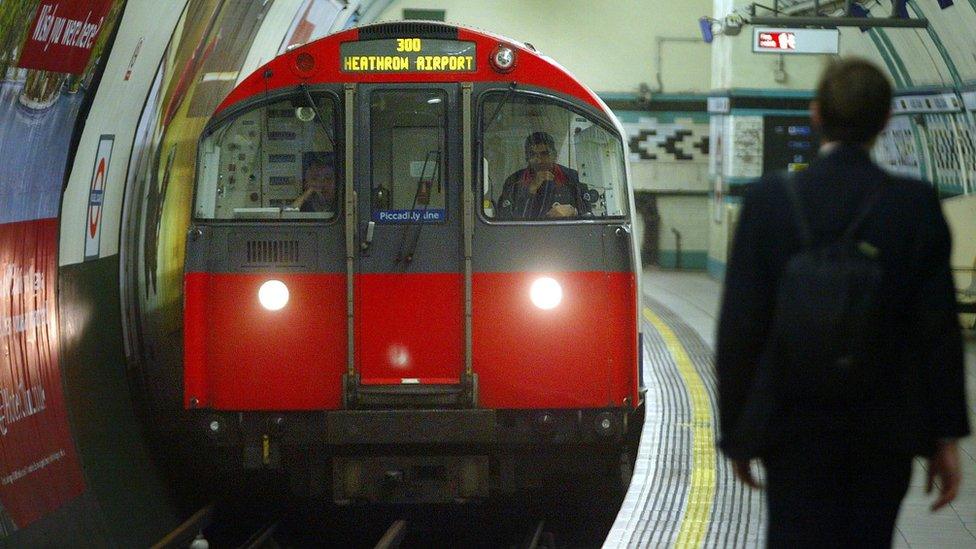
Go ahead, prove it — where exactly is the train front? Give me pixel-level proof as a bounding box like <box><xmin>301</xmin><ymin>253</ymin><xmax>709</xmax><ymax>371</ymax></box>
<box><xmin>183</xmin><ymin>22</ymin><xmax>642</xmax><ymax>504</ymax></box>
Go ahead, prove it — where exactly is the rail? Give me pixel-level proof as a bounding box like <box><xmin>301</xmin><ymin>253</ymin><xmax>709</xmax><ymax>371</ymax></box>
<box><xmin>151</xmin><ymin>505</ymin><xmax>213</xmax><ymax>549</ymax></box>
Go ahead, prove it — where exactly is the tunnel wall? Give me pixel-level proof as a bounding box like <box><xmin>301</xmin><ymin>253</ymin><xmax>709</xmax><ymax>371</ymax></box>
<box><xmin>0</xmin><ymin>0</ymin><xmax>129</xmax><ymax>543</ymax></box>
<box><xmin>56</xmin><ymin>0</ymin><xmax>194</xmax><ymax>546</ymax></box>
<box><xmin>0</xmin><ymin>0</ymin><xmax>193</xmax><ymax>544</ymax></box>
<box><xmin>6</xmin><ymin>0</ymin><xmax>348</xmax><ymax>542</ymax></box>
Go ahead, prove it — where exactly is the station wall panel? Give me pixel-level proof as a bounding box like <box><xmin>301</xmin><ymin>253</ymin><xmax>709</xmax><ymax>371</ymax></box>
<box><xmin>50</xmin><ymin>0</ymin><xmax>190</xmax><ymax>545</ymax></box>
<box><xmin>615</xmin><ymin>108</ymin><xmax>711</xmax><ymax>269</ymax></box>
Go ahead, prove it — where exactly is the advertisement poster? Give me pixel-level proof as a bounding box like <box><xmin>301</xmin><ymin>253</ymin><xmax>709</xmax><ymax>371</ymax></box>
<box><xmin>279</xmin><ymin>0</ymin><xmax>343</xmax><ymax>54</ymax></box>
<box><xmin>0</xmin><ymin>0</ymin><xmax>124</xmax><ymax>532</ymax></box>
<box><xmin>123</xmin><ymin>0</ymin><xmax>276</xmax><ymax>431</ymax></box>
<box><xmin>874</xmin><ymin>115</ymin><xmax>923</xmax><ymax>179</ymax></box>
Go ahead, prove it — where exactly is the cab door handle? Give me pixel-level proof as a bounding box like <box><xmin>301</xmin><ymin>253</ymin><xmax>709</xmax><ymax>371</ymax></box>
<box><xmin>360</xmin><ymin>221</ymin><xmax>375</xmax><ymax>252</ymax></box>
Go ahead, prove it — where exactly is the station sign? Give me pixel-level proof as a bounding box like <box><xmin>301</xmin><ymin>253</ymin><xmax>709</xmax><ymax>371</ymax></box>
<box><xmin>341</xmin><ymin>39</ymin><xmax>476</xmax><ymax>73</ymax></box>
<box><xmin>85</xmin><ymin>135</ymin><xmax>114</xmax><ymax>261</ymax></box>
<box><xmin>891</xmin><ymin>92</ymin><xmax>962</xmax><ymax>114</ymax></box>
<box><xmin>962</xmin><ymin>91</ymin><xmax>976</xmax><ymax>112</ymax></box>
<box><xmin>707</xmin><ymin>97</ymin><xmax>730</xmax><ymax>114</ymax></box>
<box><xmin>753</xmin><ymin>28</ymin><xmax>839</xmax><ymax>55</ymax></box>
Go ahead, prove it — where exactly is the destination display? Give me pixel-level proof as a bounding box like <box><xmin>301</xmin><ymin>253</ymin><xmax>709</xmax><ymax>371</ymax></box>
<box><xmin>341</xmin><ymin>39</ymin><xmax>476</xmax><ymax>72</ymax></box>
<box><xmin>753</xmin><ymin>28</ymin><xmax>839</xmax><ymax>55</ymax></box>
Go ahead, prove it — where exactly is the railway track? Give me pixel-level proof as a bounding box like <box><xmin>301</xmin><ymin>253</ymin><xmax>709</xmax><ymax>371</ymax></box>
<box><xmin>155</xmin><ymin>485</ymin><xmax>618</xmax><ymax>548</ymax></box>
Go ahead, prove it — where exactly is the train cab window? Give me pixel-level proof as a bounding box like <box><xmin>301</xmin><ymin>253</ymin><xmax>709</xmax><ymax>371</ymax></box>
<box><xmin>481</xmin><ymin>94</ymin><xmax>628</xmax><ymax>221</ymax></box>
<box><xmin>194</xmin><ymin>94</ymin><xmax>339</xmax><ymax>221</ymax></box>
<box><xmin>369</xmin><ymin>89</ymin><xmax>447</xmax><ymax>223</ymax></box>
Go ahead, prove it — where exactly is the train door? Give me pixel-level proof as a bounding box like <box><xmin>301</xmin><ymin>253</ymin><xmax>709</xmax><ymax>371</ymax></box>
<box><xmin>353</xmin><ymin>84</ymin><xmax>464</xmax><ymax>398</ymax></box>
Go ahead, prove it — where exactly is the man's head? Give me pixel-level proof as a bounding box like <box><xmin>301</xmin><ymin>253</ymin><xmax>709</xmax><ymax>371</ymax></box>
<box><xmin>524</xmin><ymin>131</ymin><xmax>557</xmax><ymax>173</ymax></box>
<box><xmin>304</xmin><ymin>152</ymin><xmax>335</xmax><ymax>192</ymax></box>
<box><xmin>812</xmin><ymin>58</ymin><xmax>893</xmax><ymax>145</ymax></box>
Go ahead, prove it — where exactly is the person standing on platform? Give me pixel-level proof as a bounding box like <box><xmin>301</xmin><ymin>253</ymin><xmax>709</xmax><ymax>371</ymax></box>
<box><xmin>715</xmin><ymin>58</ymin><xmax>969</xmax><ymax>547</ymax></box>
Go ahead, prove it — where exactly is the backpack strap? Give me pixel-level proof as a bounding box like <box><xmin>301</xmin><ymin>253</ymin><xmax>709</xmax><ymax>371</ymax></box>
<box><xmin>782</xmin><ymin>173</ymin><xmax>885</xmax><ymax>247</ymax></box>
<box><xmin>841</xmin><ymin>181</ymin><xmax>884</xmax><ymax>241</ymax></box>
<box><xmin>782</xmin><ymin>174</ymin><xmax>813</xmax><ymax>249</ymax></box>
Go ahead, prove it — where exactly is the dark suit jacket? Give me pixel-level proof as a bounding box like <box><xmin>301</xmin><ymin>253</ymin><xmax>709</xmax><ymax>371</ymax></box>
<box><xmin>496</xmin><ymin>165</ymin><xmax>590</xmax><ymax>220</ymax></box>
<box><xmin>716</xmin><ymin>144</ymin><xmax>969</xmax><ymax>460</ymax></box>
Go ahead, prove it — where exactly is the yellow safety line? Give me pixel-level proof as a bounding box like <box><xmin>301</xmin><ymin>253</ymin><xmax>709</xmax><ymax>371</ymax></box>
<box><xmin>644</xmin><ymin>307</ymin><xmax>716</xmax><ymax>548</ymax></box>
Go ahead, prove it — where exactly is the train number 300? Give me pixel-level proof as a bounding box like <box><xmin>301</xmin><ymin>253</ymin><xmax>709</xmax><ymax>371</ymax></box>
<box><xmin>396</xmin><ymin>38</ymin><xmax>422</xmax><ymax>52</ymax></box>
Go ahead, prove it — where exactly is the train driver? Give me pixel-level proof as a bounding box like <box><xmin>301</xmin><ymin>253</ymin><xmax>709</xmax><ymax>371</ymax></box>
<box><xmin>291</xmin><ymin>152</ymin><xmax>336</xmax><ymax>213</ymax></box>
<box><xmin>496</xmin><ymin>132</ymin><xmax>590</xmax><ymax>220</ymax></box>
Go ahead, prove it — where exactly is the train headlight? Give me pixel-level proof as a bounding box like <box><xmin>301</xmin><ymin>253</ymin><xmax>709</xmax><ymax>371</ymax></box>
<box><xmin>530</xmin><ymin>277</ymin><xmax>562</xmax><ymax>310</ymax></box>
<box><xmin>258</xmin><ymin>280</ymin><xmax>289</xmax><ymax>311</ymax></box>
<box><xmin>490</xmin><ymin>44</ymin><xmax>516</xmax><ymax>73</ymax></box>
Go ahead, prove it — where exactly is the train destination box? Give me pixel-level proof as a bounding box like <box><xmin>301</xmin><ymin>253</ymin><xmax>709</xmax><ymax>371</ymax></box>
<box><xmin>753</xmin><ymin>28</ymin><xmax>840</xmax><ymax>55</ymax></box>
<box><xmin>341</xmin><ymin>38</ymin><xmax>476</xmax><ymax>72</ymax></box>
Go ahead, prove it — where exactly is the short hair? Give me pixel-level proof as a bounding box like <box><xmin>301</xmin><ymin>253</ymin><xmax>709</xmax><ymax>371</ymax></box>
<box><xmin>524</xmin><ymin>131</ymin><xmax>556</xmax><ymax>159</ymax></box>
<box><xmin>815</xmin><ymin>58</ymin><xmax>892</xmax><ymax>144</ymax></box>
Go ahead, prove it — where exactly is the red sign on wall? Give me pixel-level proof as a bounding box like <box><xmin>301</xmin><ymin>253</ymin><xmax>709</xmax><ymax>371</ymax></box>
<box><xmin>17</xmin><ymin>0</ymin><xmax>114</xmax><ymax>75</ymax></box>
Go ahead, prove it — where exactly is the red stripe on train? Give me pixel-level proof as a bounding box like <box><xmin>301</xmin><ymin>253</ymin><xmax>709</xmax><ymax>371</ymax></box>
<box><xmin>184</xmin><ymin>272</ymin><xmax>346</xmax><ymax>410</ymax></box>
<box><xmin>216</xmin><ymin>27</ymin><xmax>602</xmax><ymax>116</ymax></box>
<box><xmin>472</xmin><ymin>271</ymin><xmax>637</xmax><ymax>408</ymax></box>
<box><xmin>184</xmin><ymin>271</ymin><xmax>636</xmax><ymax>410</ymax></box>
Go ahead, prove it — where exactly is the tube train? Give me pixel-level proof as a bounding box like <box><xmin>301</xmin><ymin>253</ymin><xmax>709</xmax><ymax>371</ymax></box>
<box><xmin>183</xmin><ymin>21</ymin><xmax>643</xmax><ymax>504</ymax></box>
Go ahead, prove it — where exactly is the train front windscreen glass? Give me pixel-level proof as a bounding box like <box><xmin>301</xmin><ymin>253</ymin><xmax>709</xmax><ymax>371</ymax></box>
<box><xmin>194</xmin><ymin>93</ymin><xmax>339</xmax><ymax>220</ymax></box>
<box><xmin>481</xmin><ymin>93</ymin><xmax>628</xmax><ymax>220</ymax></box>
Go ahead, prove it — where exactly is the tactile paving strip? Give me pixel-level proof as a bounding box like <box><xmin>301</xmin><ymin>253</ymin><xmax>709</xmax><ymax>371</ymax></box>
<box><xmin>604</xmin><ymin>297</ymin><xmax>766</xmax><ymax>548</ymax></box>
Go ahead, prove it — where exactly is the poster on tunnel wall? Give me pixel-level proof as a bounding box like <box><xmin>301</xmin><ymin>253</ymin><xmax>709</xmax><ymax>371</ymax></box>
<box><xmin>0</xmin><ymin>0</ymin><xmax>124</xmax><ymax>532</ymax></box>
<box><xmin>17</xmin><ymin>0</ymin><xmax>114</xmax><ymax>75</ymax></box>
<box><xmin>279</xmin><ymin>0</ymin><xmax>343</xmax><ymax>54</ymax></box>
<box><xmin>126</xmin><ymin>0</ymin><xmax>273</xmax><ymax>367</ymax></box>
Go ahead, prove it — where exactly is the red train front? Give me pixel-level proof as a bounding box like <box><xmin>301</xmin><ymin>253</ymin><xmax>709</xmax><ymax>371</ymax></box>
<box><xmin>183</xmin><ymin>21</ymin><xmax>643</xmax><ymax>503</ymax></box>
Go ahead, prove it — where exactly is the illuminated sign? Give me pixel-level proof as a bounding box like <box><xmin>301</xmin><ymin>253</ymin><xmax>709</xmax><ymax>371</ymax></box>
<box><xmin>373</xmin><ymin>209</ymin><xmax>446</xmax><ymax>223</ymax></box>
<box><xmin>341</xmin><ymin>39</ymin><xmax>476</xmax><ymax>73</ymax></box>
<box><xmin>753</xmin><ymin>28</ymin><xmax>839</xmax><ymax>55</ymax></box>
<box><xmin>758</xmin><ymin>31</ymin><xmax>797</xmax><ymax>51</ymax></box>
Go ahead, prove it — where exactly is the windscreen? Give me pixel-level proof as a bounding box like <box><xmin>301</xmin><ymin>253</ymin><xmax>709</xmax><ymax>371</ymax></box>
<box><xmin>481</xmin><ymin>93</ymin><xmax>628</xmax><ymax>221</ymax></box>
<box><xmin>195</xmin><ymin>93</ymin><xmax>338</xmax><ymax>221</ymax></box>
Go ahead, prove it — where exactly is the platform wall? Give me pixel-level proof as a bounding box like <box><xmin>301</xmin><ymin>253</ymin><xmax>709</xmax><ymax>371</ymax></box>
<box><xmin>705</xmin><ymin>0</ymin><xmax>976</xmax><ymax>280</ymax></box>
<box><xmin>0</xmin><ymin>0</ymin><xmax>172</xmax><ymax>544</ymax></box>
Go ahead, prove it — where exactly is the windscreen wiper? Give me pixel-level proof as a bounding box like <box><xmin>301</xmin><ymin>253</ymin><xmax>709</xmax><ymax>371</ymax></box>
<box><xmin>483</xmin><ymin>82</ymin><xmax>517</xmax><ymax>131</ymax></box>
<box><xmin>395</xmin><ymin>150</ymin><xmax>441</xmax><ymax>264</ymax></box>
<box><xmin>300</xmin><ymin>83</ymin><xmax>336</xmax><ymax>151</ymax></box>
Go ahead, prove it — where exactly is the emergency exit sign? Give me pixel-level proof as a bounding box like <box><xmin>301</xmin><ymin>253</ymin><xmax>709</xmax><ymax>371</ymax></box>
<box><xmin>753</xmin><ymin>28</ymin><xmax>839</xmax><ymax>54</ymax></box>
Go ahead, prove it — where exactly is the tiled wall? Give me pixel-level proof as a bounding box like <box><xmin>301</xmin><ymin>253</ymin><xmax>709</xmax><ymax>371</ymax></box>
<box><xmin>615</xmin><ymin>108</ymin><xmax>711</xmax><ymax>269</ymax></box>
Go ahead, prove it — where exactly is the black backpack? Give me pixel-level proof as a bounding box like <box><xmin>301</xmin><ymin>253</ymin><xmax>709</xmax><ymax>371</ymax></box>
<box><xmin>768</xmin><ymin>176</ymin><xmax>886</xmax><ymax>404</ymax></box>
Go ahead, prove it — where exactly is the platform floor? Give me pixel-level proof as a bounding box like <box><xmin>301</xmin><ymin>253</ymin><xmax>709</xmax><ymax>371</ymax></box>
<box><xmin>605</xmin><ymin>269</ymin><xmax>976</xmax><ymax>548</ymax></box>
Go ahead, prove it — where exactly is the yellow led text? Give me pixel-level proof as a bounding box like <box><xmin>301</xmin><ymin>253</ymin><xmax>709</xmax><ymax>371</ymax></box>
<box><xmin>343</xmin><ymin>56</ymin><xmax>411</xmax><ymax>71</ymax></box>
<box><xmin>414</xmin><ymin>55</ymin><xmax>474</xmax><ymax>71</ymax></box>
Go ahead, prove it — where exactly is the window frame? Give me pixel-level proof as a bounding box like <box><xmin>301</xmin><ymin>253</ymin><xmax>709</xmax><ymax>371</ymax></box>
<box><xmin>366</xmin><ymin>86</ymin><xmax>451</xmax><ymax>225</ymax></box>
<box><xmin>192</xmin><ymin>86</ymin><xmax>343</xmax><ymax>224</ymax></box>
<box><xmin>475</xmin><ymin>88</ymin><xmax>630</xmax><ymax>226</ymax></box>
